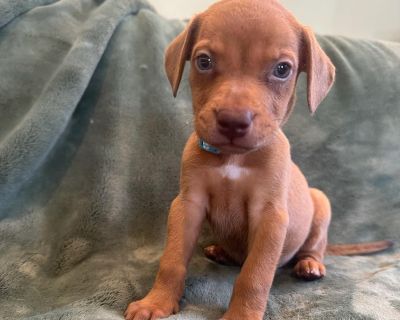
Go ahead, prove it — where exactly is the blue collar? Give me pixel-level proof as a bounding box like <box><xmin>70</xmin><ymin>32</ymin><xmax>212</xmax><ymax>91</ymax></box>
<box><xmin>198</xmin><ymin>139</ymin><xmax>221</xmax><ymax>155</ymax></box>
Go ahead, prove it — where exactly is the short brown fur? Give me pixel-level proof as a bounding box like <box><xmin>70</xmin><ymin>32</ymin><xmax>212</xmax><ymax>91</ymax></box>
<box><xmin>125</xmin><ymin>1</ymin><xmax>392</xmax><ymax>319</ymax></box>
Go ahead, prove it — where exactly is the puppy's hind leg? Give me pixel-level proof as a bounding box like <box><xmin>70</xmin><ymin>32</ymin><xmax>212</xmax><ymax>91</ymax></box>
<box><xmin>293</xmin><ymin>188</ymin><xmax>331</xmax><ymax>281</ymax></box>
<box><xmin>204</xmin><ymin>245</ymin><xmax>239</xmax><ymax>266</ymax></box>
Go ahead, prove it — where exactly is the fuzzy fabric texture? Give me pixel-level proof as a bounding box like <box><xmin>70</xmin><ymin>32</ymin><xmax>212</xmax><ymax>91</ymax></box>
<box><xmin>0</xmin><ymin>0</ymin><xmax>399</xmax><ymax>319</ymax></box>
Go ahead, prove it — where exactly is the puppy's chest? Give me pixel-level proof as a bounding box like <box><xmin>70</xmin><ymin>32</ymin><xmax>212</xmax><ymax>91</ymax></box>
<box><xmin>206</xmin><ymin>163</ymin><xmax>254</xmax><ymax>235</ymax></box>
<box><xmin>217</xmin><ymin>163</ymin><xmax>250</xmax><ymax>181</ymax></box>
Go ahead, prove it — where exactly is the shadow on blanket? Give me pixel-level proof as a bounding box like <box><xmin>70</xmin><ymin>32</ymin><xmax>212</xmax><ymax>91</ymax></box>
<box><xmin>0</xmin><ymin>0</ymin><xmax>399</xmax><ymax>319</ymax></box>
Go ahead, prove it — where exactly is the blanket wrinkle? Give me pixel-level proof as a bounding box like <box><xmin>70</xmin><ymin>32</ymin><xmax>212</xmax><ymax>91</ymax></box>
<box><xmin>0</xmin><ymin>0</ymin><xmax>146</xmax><ymax>212</ymax></box>
<box><xmin>0</xmin><ymin>0</ymin><xmax>58</xmax><ymax>28</ymax></box>
<box><xmin>0</xmin><ymin>0</ymin><xmax>399</xmax><ymax>319</ymax></box>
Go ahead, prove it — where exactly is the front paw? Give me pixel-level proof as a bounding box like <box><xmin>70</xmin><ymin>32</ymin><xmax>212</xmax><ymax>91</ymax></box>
<box><xmin>124</xmin><ymin>292</ymin><xmax>179</xmax><ymax>320</ymax></box>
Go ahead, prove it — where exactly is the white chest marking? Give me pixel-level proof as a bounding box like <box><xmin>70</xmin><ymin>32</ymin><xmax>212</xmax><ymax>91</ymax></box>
<box><xmin>219</xmin><ymin>163</ymin><xmax>249</xmax><ymax>180</ymax></box>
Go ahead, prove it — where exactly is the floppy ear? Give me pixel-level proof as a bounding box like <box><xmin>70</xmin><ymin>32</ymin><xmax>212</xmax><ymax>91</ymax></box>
<box><xmin>165</xmin><ymin>16</ymin><xmax>200</xmax><ymax>97</ymax></box>
<box><xmin>302</xmin><ymin>27</ymin><xmax>335</xmax><ymax>114</ymax></box>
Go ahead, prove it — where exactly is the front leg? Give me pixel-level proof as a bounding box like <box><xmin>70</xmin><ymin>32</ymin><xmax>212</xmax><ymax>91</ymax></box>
<box><xmin>222</xmin><ymin>206</ymin><xmax>289</xmax><ymax>320</ymax></box>
<box><xmin>125</xmin><ymin>194</ymin><xmax>206</xmax><ymax>320</ymax></box>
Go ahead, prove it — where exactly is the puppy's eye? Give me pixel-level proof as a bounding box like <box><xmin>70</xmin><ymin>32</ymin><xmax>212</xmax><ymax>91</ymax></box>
<box><xmin>273</xmin><ymin>62</ymin><xmax>292</xmax><ymax>79</ymax></box>
<box><xmin>196</xmin><ymin>54</ymin><xmax>213</xmax><ymax>71</ymax></box>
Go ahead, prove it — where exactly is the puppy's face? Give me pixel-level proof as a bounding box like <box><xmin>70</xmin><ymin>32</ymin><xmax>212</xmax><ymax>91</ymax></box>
<box><xmin>189</xmin><ymin>3</ymin><xmax>301</xmax><ymax>153</ymax></box>
<box><xmin>165</xmin><ymin>0</ymin><xmax>335</xmax><ymax>154</ymax></box>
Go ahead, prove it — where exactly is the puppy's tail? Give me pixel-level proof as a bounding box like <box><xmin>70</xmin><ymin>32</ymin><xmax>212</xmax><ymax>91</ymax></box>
<box><xmin>326</xmin><ymin>240</ymin><xmax>394</xmax><ymax>256</ymax></box>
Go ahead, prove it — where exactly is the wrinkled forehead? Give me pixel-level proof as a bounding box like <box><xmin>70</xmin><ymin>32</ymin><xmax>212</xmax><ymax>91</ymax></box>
<box><xmin>195</xmin><ymin>1</ymin><xmax>301</xmax><ymax>58</ymax></box>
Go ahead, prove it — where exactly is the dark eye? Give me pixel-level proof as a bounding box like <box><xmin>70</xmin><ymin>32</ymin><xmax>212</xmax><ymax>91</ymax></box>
<box><xmin>273</xmin><ymin>62</ymin><xmax>292</xmax><ymax>79</ymax></box>
<box><xmin>196</xmin><ymin>54</ymin><xmax>213</xmax><ymax>71</ymax></box>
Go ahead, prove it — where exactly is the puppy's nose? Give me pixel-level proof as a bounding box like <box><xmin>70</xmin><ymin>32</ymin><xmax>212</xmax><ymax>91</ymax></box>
<box><xmin>216</xmin><ymin>109</ymin><xmax>253</xmax><ymax>139</ymax></box>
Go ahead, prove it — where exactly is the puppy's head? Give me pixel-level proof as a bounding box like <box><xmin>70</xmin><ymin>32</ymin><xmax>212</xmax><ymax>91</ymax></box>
<box><xmin>165</xmin><ymin>0</ymin><xmax>335</xmax><ymax>154</ymax></box>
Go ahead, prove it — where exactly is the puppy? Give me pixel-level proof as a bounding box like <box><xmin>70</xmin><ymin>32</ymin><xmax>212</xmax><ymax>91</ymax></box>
<box><xmin>125</xmin><ymin>1</ymin><xmax>392</xmax><ymax>319</ymax></box>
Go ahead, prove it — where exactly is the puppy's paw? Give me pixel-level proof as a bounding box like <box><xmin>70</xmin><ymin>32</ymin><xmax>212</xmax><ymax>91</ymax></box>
<box><xmin>204</xmin><ymin>245</ymin><xmax>237</xmax><ymax>266</ymax></box>
<box><xmin>124</xmin><ymin>292</ymin><xmax>179</xmax><ymax>320</ymax></box>
<box><xmin>292</xmin><ymin>258</ymin><xmax>326</xmax><ymax>281</ymax></box>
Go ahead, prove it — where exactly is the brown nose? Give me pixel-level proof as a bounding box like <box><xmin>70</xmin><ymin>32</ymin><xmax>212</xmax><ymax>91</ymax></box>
<box><xmin>216</xmin><ymin>109</ymin><xmax>253</xmax><ymax>139</ymax></box>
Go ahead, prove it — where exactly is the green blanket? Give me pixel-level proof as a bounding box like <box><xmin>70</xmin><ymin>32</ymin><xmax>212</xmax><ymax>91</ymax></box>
<box><xmin>0</xmin><ymin>1</ymin><xmax>399</xmax><ymax>319</ymax></box>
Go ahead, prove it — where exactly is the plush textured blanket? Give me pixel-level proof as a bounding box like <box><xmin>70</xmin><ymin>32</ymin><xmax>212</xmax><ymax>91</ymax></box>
<box><xmin>0</xmin><ymin>0</ymin><xmax>399</xmax><ymax>319</ymax></box>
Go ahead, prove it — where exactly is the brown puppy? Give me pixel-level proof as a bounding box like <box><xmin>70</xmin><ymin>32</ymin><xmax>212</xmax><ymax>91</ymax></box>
<box><xmin>125</xmin><ymin>1</ymin><xmax>391</xmax><ymax>319</ymax></box>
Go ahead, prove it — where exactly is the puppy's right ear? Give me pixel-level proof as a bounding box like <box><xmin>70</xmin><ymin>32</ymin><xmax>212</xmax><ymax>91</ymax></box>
<box><xmin>165</xmin><ymin>16</ymin><xmax>200</xmax><ymax>97</ymax></box>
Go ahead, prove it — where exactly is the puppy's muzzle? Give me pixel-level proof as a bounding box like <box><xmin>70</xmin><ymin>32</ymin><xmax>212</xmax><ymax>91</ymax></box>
<box><xmin>216</xmin><ymin>109</ymin><xmax>254</xmax><ymax>140</ymax></box>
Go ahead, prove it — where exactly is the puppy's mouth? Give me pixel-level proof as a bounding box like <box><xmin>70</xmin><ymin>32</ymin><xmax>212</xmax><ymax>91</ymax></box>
<box><xmin>213</xmin><ymin>141</ymin><xmax>257</xmax><ymax>154</ymax></box>
<box><xmin>198</xmin><ymin>131</ymin><xmax>263</xmax><ymax>154</ymax></box>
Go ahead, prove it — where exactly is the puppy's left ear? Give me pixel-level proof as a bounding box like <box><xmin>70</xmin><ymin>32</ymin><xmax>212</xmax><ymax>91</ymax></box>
<box><xmin>301</xmin><ymin>27</ymin><xmax>335</xmax><ymax>114</ymax></box>
<box><xmin>165</xmin><ymin>16</ymin><xmax>200</xmax><ymax>97</ymax></box>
